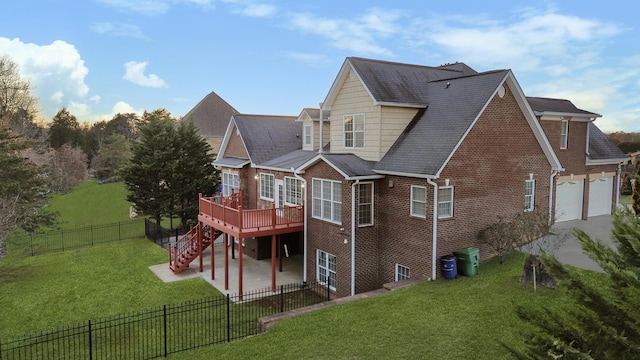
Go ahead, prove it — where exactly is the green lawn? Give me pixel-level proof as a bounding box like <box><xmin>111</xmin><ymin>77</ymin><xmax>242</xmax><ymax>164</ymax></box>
<box><xmin>620</xmin><ymin>194</ymin><xmax>632</xmax><ymax>205</ymax></box>
<box><xmin>171</xmin><ymin>253</ymin><xmax>606</xmax><ymax>360</ymax></box>
<box><xmin>0</xmin><ymin>239</ymin><xmax>221</xmax><ymax>339</ymax></box>
<box><xmin>48</xmin><ymin>180</ymin><xmax>133</xmax><ymax>227</ymax></box>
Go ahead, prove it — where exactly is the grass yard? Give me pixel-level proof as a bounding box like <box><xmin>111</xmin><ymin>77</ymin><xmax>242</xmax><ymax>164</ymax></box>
<box><xmin>620</xmin><ymin>194</ymin><xmax>632</xmax><ymax>205</ymax></box>
<box><xmin>171</xmin><ymin>252</ymin><xmax>608</xmax><ymax>360</ymax></box>
<box><xmin>47</xmin><ymin>180</ymin><xmax>133</xmax><ymax>227</ymax></box>
<box><xmin>0</xmin><ymin>238</ymin><xmax>221</xmax><ymax>339</ymax></box>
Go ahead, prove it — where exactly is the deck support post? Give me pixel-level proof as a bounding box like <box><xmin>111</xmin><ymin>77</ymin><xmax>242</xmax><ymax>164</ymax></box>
<box><xmin>224</xmin><ymin>233</ymin><xmax>229</xmax><ymax>290</ymax></box>
<box><xmin>271</xmin><ymin>234</ymin><xmax>277</xmax><ymax>291</ymax></box>
<box><xmin>198</xmin><ymin>223</ymin><xmax>203</xmax><ymax>272</ymax></box>
<box><xmin>210</xmin><ymin>227</ymin><xmax>215</xmax><ymax>280</ymax></box>
<box><xmin>239</xmin><ymin>237</ymin><xmax>244</xmax><ymax>297</ymax></box>
<box><xmin>279</xmin><ymin>235</ymin><xmax>283</xmax><ymax>272</ymax></box>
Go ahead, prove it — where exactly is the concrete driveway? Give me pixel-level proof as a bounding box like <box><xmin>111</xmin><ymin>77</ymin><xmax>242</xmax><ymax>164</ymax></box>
<box><xmin>521</xmin><ymin>215</ymin><xmax>615</xmax><ymax>272</ymax></box>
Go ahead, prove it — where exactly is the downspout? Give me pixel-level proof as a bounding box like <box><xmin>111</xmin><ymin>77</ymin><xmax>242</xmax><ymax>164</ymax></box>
<box><xmin>427</xmin><ymin>179</ymin><xmax>438</xmax><ymax>281</ymax></box>
<box><xmin>549</xmin><ymin>170</ymin><xmax>559</xmax><ymax>223</ymax></box>
<box><xmin>351</xmin><ymin>179</ymin><xmax>360</xmax><ymax>296</ymax></box>
<box><xmin>293</xmin><ymin>169</ymin><xmax>308</xmax><ymax>284</ymax></box>
<box><xmin>616</xmin><ymin>162</ymin><xmax>623</xmax><ymax>208</ymax></box>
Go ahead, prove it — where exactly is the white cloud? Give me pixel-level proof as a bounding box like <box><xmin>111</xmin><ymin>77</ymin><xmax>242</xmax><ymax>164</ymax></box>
<box><xmin>90</xmin><ymin>95</ymin><xmax>101</xmax><ymax>103</ymax></box>
<box><xmin>240</xmin><ymin>4</ymin><xmax>277</xmax><ymax>18</ymax></box>
<box><xmin>282</xmin><ymin>52</ymin><xmax>331</xmax><ymax>67</ymax></box>
<box><xmin>0</xmin><ymin>37</ymin><xmax>90</xmax><ymax>119</ymax></box>
<box><xmin>91</xmin><ymin>22</ymin><xmax>148</xmax><ymax>40</ymax></box>
<box><xmin>287</xmin><ymin>8</ymin><xmax>405</xmax><ymax>56</ymax></box>
<box><xmin>97</xmin><ymin>0</ymin><xmax>214</xmax><ymax>16</ymax></box>
<box><xmin>123</xmin><ymin>61</ymin><xmax>167</xmax><ymax>88</ymax></box>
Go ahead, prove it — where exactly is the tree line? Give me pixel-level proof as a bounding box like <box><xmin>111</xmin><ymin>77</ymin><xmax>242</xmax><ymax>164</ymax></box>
<box><xmin>0</xmin><ymin>55</ymin><xmax>218</xmax><ymax>258</ymax></box>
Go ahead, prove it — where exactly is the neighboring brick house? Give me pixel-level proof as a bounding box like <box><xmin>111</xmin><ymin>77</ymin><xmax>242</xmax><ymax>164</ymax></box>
<box><xmin>207</xmin><ymin>57</ymin><xmax>625</xmax><ymax>298</ymax></box>
<box><xmin>180</xmin><ymin>91</ymin><xmax>239</xmax><ymax>154</ymax></box>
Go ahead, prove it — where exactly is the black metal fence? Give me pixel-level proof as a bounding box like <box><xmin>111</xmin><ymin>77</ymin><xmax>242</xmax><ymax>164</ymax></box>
<box><xmin>0</xmin><ymin>281</ymin><xmax>331</xmax><ymax>359</ymax></box>
<box><xmin>7</xmin><ymin>219</ymin><xmax>146</xmax><ymax>257</ymax></box>
<box><xmin>144</xmin><ymin>220</ymin><xmax>189</xmax><ymax>249</ymax></box>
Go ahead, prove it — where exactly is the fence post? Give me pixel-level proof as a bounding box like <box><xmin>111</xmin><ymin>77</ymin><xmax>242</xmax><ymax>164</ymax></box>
<box><xmin>163</xmin><ymin>305</ymin><xmax>168</xmax><ymax>357</ymax></box>
<box><xmin>280</xmin><ymin>285</ymin><xmax>284</xmax><ymax>313</ymax></box>
<box><xmin>30</xmin><ymin>234</ymin><xmax>34</xmax><ymax>256</ymax></box>
<box><xmin>88</xmin><ymin>320</ymin><xmax>93</xmax><ymax>360</ymax></box>
<box><xmin>226</xmin><ymin>294</ymin><xmax>231</xmax><ymax>343</ymax></box>
<box><xmin>61</xmin><ymin>229</ymin><xmax>64</xmax><ymax>252</ymax></box>
<box><xmin>327</xmin><ymin>276</ymin><xmax>330</xmax><ymax>302</ymax></box>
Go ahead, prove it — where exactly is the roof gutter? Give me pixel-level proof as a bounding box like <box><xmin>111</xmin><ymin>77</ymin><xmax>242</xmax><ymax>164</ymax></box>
<box><xmin>372</xmin><ymin>169</ymin><xmax>437</xmax><ymax>180</ymax></box>
<box><xmin>319</xmin><ymin>104</ymin><xmax>324</xmax><ymax>154</ymax></box>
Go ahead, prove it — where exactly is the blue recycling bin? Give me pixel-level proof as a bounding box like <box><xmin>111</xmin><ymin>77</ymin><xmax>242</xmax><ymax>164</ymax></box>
<box><xmin>440</xmin><ymin>255</ymin><xmax>457</xmax><ymax>280</ymax></box>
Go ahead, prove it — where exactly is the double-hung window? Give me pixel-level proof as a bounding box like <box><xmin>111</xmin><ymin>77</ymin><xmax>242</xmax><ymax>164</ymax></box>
<box><xmin>343</xmin><ymin>114</ymin><xmax>365</xmax><ymax>148</ymax></box>
<box><xmin>410</xmin><ymin>185</ymin><xmax>427</xmax><ymax>218</ymax></box>
<box><xmin>259</xmin><ymin>173</ymin><xmax>274</xmax><ymax>201</ymax></box>
<box><xmin>395</xmin><ymin>264</ymin><xmax>410</xmax><ymax>281</ymax></box>
<box><xmin>358</xmin><ymin>183</ymin><xmax>374</xmax><ymax>226</ymax></box>
<box><xmin>317</xmin><ymin>250</ymin><xmax>336</xmax><ymax>290</ymax></box>
<box><xmin>303</xmin><ymin>125</ymin><xmax>312</xmax><ymax>146</ymax></box>
<box><xmin>222</xmin><ymin>172</ymin><xmax>239</xmax><ymax>196</ymax></box>
<box><xmin>312</xmin><ymin>178</ymin><xmax>342</xmax><ymax>223</ymax></box>
<box><xmin>438</xmin><ymin>186</ymin><xmax>454</xmax><ymax>219</ymax></box>
<box><xmin>284</xmin><ymin>177</ymin><xmax>302</xmax><ymax>206</ymax></box>
<box><xmin>524</xmin><ymin>179</ymin><xmax>535</xmax><ymax>212</ymax></box>
<box><xmin>560</xmin><ymin>120</ymin><xmax>569</xmax><ymax>149</ymax></box>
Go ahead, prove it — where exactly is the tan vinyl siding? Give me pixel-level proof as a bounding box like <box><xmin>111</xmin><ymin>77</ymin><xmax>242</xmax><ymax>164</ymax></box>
<box><xmin>330</xmin><ymin>74</ymin><xmax>381</xmax><ymax>161</ymax></box>
<box><xmin>379</xmin><ymin>106</ymin><xmax>419</xmax><ymax>159</ymax></box>
<box><xmin>224</xmin><ymin>127</ymin><xmax>249</xmax><ymax>159</ymax></box>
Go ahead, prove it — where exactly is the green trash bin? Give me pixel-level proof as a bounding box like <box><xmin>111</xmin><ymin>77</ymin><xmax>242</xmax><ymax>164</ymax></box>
<box><xmin>453</xmin><ymin>247</ymin><xmax>479</xmax><ymax>276</ymax></box>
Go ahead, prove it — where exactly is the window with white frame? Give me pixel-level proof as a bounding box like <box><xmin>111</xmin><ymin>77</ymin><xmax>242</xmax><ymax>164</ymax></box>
<box><xmin>259</xmin><ymin>173</ymin><xmax>274</xmax><ymax>201</ymax></box>
<box><xmin>560</xmin><ymin>120</ymin><xmax>569</xmax><ymax>149</ymax></box>
<box><xmin>358</xmin><ymin>182</ymin><xmax>373</xmax><ymax>226</ymax></box>
<box><xmin>343</xmin><ymin>114</ymin><xmax>365</xmax><ymax>148</ymax></box>
<box><xmin>395</xmin><ymin>264</ymin><xmax>410</xmax><ymax>281</ymax></box>
<box><xmin>303</xmin><ymin>125</ymin><xmax>312</xmax><ymax>146</ymax></box>
<box><xmin>438</xmin><ymin>186</ymin><xmax>454</xmax><ymax>218</ymax></box>
<box><xmin>410</xmin><ymin>185</ymin><xmax>427</xmax><ymax>218</ymax></box>
<box><xmin>317</xmin><ymin>250</ymin><xmax>336</xmax><ymax>290</ymax></box>
<box><xmin>222</xmin><ymin>172</ymin><xmax>239</xmax><ymax>196</ymax></box>
<box><xmin>284</xmin><ymin>177</ymin><xmax>302</xmax><ymax>206</ymax></box>
<box><xmin>524</xmin><ymin>179</ymin><xmax>535</xmax><ymax>211</ymax></box>
<box><xmin>312</xmin><ymin>178</ymin><xmax>342</xmax><ymax>223</ymax></box>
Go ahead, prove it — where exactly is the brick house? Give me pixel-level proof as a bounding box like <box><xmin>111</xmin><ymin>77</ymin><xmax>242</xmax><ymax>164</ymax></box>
<box><xmin>199</xmin><ymin>57</ymin><xmax>625</xmax><ymax>298</ymax></box>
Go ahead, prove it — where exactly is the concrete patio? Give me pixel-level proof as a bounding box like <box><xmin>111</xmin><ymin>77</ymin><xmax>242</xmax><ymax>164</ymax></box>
<box><xmin>149</xmin><ymin>241</ymin><xmax>304</xmax><ymax>296</ymax></box>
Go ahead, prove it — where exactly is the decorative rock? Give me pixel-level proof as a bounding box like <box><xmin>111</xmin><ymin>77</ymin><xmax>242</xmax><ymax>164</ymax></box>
<box><xmin>520</xmin><ymin>254</ymin><xmax>556</xmax><ymax>288</ymax></box>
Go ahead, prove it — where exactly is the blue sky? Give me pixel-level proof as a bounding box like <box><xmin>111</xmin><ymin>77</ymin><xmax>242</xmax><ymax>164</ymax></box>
<box><xmin>0</xmin><ymin>0</ymin><xmax>638</xmax><ymax>132</ymax></box>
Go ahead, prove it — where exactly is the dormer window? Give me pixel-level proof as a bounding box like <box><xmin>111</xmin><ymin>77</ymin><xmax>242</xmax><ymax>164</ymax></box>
<box><xmin>303</xmin><ymin>125</ymin><xmax>312</xmax><ymax>146</ymax></box>
<box><xmin>560</xmin><ymin>120</ymin><xmax>569</xmax><ymax>149</ymax></box>
<box><xmin>343</xmin><ymin>114</ymin><xmax>365</xmax><ymax>148</ymax></box>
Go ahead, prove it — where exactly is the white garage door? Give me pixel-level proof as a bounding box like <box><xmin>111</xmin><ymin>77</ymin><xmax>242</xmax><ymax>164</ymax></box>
<box><xmin>555</xmin><ymin>179</ymin><xmax>583</xmax><ymax>222</ymax></box>
<box><xmin>588</xmin><ymin>177</ymin><xmax>613</xmax><ymax>217</ymax></box>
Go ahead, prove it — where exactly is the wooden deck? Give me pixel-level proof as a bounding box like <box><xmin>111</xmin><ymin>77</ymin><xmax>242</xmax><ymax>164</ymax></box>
<box><xmin>197</xmin><ymin>193</ymin><xmax>304</xmax><ymax>239</ymax></box>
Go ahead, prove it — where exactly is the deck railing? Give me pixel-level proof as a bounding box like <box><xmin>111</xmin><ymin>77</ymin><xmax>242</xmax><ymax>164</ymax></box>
<box><xmin>199</xmin><ymin>192</ymin><xmax>303</xmax><ymax>234</ymax></box>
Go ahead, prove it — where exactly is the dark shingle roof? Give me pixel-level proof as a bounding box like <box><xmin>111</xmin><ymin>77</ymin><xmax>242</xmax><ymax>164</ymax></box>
<box><xmin>301</xmin><ymin>108</ymin><xmax>330</xmax><ymax>121</ymax></box>
<box><xmin>374</xmin><ymin>70</ymin><xmax>510</xmax><ymax>176</ymax></box>
<box><xmin>588</xmin><ymin>122</ymin><xmax>626</xmax><ymax>161</ymax></box>
<box><xmin>259</xmin><ymin>150</ymin><xmax>318</xmax><ymax>170</ymax></box>
<box><xmin>297</xmin><ymin>153</ymin><xmax>380</xmax><ymax>179</ymax></box>
<box><xmin>527</xmin><ymin>97</ymin><xmax>600</xmax><ymax>117</ymax></box>
<box><xmin>233</xmin><ymin>114</ymin><xmax>301</xmax><ymax>165</ymax></box>
<box><xmin>181</xmin><ymin>91</ymin><xmax>239</xmax><ymax>137</ymax></box>
<box><xmin>213</xmin><ymin>157</ymin><xmax>250</xmax><ymax>168</ymax></box>
<box><xmin>348</xmin><ymin>57</ymin><xmax>478</xmax><ymax>106</ymax></box>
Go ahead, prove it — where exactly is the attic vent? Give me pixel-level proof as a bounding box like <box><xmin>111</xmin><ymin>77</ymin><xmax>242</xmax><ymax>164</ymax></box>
<box><xmin>349</xmin><ymin>69</ymin><xmax>356</xmax><ymax>79</ymax></box>
<box><xmin>497</xmin><ymin>85</ymin><xmax>505</xmax><ymax>98</ymax></box>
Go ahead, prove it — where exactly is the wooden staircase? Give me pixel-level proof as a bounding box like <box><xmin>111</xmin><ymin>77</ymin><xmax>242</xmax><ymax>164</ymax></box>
<box><xmin>169</xmin><ymin>225</ymin><xmax>221</xmax><ymax>274</ymax></box>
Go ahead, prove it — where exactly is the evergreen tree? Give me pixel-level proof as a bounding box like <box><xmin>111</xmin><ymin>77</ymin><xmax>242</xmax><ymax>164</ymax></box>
<box><xmin>513</xmin><ymin>208</ymin><xmax>640</xmax><ymax>359</ymax></box>
<box><xmin>121</xmin><ymin>112</ymin><xmax>175</xmax><ymax>226</ymax></box>
<box><xmin>172</xmin><ymin>120</ymin><xmax>217</xmax><ymax>226</ymax></box>
<box><xmin>632</xmin><ymin>165</ymin><xmax>640</xmax><ymax>215</ymax></box>
<box><xmin>0</xmin><ymin>126</ymin><xmax>56</xmax><ymax>258</ymax></box>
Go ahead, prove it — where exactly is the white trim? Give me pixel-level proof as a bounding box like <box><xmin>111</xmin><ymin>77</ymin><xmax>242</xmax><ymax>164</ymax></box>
<box><xmin>524</xmin><ymin>179</ymin><xmax>535</xmax><ymax>212</ymax></box>
<box><xmin>284</xmin><ymin>176</ymin><xmax>303</xmax><ymax>206</ymax></box>
<box><xmin>316</xmin><ymin>249</ymin><xmax>336</xmax><ymax>291</ymax></box>
<box><xmin>296</xmin><ymin>154</ymin><xmax>385</xmax><ymax>181</ymax></box>
<box><xmin>438</xmin><ymin>186</ymin><xmax>454</xmax><ymax>219</ymax></box>
<box><xmin>222</xmin><ymin>172</ymin><xmax>240</xmax><ymax>196</ymax></box>
<box><xmin>560</xmin><ymin>120</ymin><xmax>569</xmax><ymax>149</ymax></box>
<box><xmin>303</xmin><ymin>124</ymin><xmax>312</xmax><ymax>147</ymax></box>
<box><xmin>311</xmin><ymin>178</ymin><xmax>342</xmax><ymax>224</ymax></box>
<box><xmin>357</xmin><ymin>182</ymin><xmax>374</xmax><ymax>227</ymax></box>
<box><xmin>259</xmin><ymin>173</ymin><xmax>275</xmax><ymax>201</ymax></box>
<box><xmin>410</xmin><ymin>185</ymin><xmax>427</xmax><ymax>218</ymax></box>
<box><xmin>395</xmin><ymin>264</ymin><xmax>410</xmax><ymax>281</ymax></box>
<box><xmin>343</xmin><ymin>113</ymin><xmax>366</xmax><ymax>149</ymax></box>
